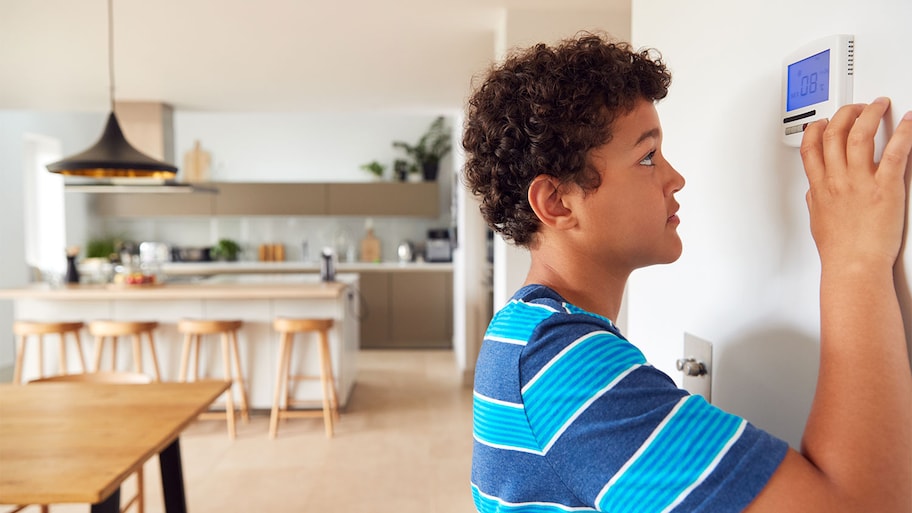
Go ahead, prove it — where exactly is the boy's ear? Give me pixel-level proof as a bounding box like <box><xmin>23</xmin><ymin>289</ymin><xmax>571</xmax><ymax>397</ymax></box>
<box><xmin>528</xmin><ymin>174</ymin><xmax>577</xmax><ymax>230</ymax></box>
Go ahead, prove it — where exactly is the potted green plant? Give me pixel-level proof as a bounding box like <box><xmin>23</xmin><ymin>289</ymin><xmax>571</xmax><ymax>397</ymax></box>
<box><xmin>211</xmin><ymin>238</ymin><xmax>241</xmax><ymax>262</ymax></box>
<box><xmin>360</xmin><ymin>160</ymin><xmax>386</xmax><ymax>180</ymax></box>
<box><xmin>392</xmin><ymin>116</ymin><xmax>452</xmax><ymax>181</ymax></box>
<box><xmin>86</xmin><ymin>237</ymin><xmax>118</xmax><ymax>260</ymax></box>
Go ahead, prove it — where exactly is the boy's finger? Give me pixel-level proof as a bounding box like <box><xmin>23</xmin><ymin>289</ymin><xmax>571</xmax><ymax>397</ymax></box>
<box><xmin>846</xmin><ymin>98</ymin><xmax>890</xmax><ymax>175</ymax></box>
<box><xmin>801</xmin><ymin>119</ymin><xmax>828</xmax><ymax>184</ymax></box>
<box><xmin>822</xmin><ymin>103</ymin><xmax>867</xmax><ymax>178</ymax></box>
<box><xmin>877</xmin><ymin>111</ymin><xmax>912</xmax><ymax>184</ymax></box>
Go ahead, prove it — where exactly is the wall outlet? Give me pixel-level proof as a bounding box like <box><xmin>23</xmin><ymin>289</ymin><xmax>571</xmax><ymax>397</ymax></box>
<box><xmin>680</xmin><ymin>333</ymin><xmax>713</xmax><ymax>403</ymax></box>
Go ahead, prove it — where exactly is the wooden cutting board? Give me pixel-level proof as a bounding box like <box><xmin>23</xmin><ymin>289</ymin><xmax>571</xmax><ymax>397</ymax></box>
<box><xmin>360</xmin><ymin>229</ymin><xmax>381</xmax><ymax>263</ymax></box>
<box><xmin>182</xmin><ymin>140</ymin><xmax>211</xmax><ymax>183</ymax></box>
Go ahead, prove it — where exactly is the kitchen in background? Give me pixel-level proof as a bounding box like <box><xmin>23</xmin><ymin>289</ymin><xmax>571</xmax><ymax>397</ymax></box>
<box><xmin>28</xmin><ymin>106</ymin><xmax>466</xmax><ymax>351</ymax></box>
<box><xmin>57</xmin><ymin>107</ymin><xmax>458</xmax><ymax>267</ymax></box>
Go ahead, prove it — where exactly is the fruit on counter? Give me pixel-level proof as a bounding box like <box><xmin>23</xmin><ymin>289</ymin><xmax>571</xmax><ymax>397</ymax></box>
<box><xmin>114</xmin><ymin>272</ymin><xmax>156</xmax><ymax>285</ymax></box>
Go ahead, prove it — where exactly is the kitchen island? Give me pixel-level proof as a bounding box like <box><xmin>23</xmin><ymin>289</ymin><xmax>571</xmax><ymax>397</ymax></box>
<box><xmin>0</xmin><ymin>273</ymin><xmax>359</xmax><ymax>409</ymax></box>
<box><xmin>159</xmin><ymin>261</ymin><xmax>454</xmax><ymax>349</ymax></box>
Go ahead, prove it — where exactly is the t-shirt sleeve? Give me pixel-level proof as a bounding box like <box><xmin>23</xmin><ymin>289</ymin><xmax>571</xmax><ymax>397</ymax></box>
<box><xmin>519</xmin><ymin>315</ymin><xmax>788</xmax><ymax>513</ymax></box>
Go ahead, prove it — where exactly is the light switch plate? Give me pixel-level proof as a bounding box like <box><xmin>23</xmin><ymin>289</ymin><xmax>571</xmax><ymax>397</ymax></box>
<box><xmin>682</xmin><ymin>333</ymin><xmax>713</xmax><ymax>403</ymax></box>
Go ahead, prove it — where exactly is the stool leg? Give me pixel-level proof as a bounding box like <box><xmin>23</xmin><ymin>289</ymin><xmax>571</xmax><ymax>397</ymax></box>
<box><xmin>36</xmin><ymin>334</ymin><xmax>44</xmax><ymax>380</ymax></box>
<box><xmin>73</xmin><ymin>331</ymin><xmax>87</xmax><ymax>373</ymax></box>
<box><xmin>228</xmin><ymin>330</ymin><xmax>250</xmax><ymax>423</ymax></box>
<box><xmin>132</xmin><ymin>334</ymin><xmax>143</xmax><ymax>374</ymax></box>
<box><xmin>145</xmin><ymin>331</ymin><xmax>161</xmax><ymax>382</ymax></box>
<box><xmin>111</xmin><ymin>336</ymin><xmax>119</xmax><ymax>372</ymax></box>
<box><xmin>93</xmin><ymin>336</ymin><xmax>105</xmax><ymax>373</ymax></box>
<box><xmin>192</xmin><ymin>336</ymin><xmax>201</xmax><ymax>381</ymax></box>
<box><xmin>136</xmin><ymin>465</ymin><xmax>145</xmax><ymax>513</ymax></box>
<box><xmin>58</xmin><ymin>333</ymin><xmax>67</xmax><ymax>375</ymax></box>
<box><xmin>220</xmin><ymin>333</ymin><xmax>236</xmax><ymax>439</ymax></box>
<box><xmin>179</xmin><ymin>334</ymin><xmax>192</xmax><ymax>382</ymax></box>
<box><xmin>320</xmin><ymin>331</ymin><xmax>341</xmax><ymax>423</ymax></box>
<box><xmin>269</xmin><ymin>332</ymin><xmax>292</xmax><ymax>439</ymax></box>
<box><xmin>13</xmin><ymin>335</ymin><xmax>26</xmax><ymax>385</ymax></box>
<box><xmin>316</xmin><ymin>331</ymin><xmax>334</xmax><ymax>438</ymax></box>
<box><xmin>284</xmin><ymin>339</ymin><xmax>295</xmax><ymax>409</ymax></box>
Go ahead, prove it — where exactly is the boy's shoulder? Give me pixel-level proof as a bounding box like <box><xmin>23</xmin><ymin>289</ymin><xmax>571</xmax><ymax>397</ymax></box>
<box><xmin>505</xmin><ymin>284</ymin><xmax>622</xmax><ymax>336</ymax></box>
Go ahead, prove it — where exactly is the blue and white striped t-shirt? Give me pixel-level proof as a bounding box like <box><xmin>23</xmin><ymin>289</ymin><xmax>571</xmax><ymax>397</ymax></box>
<box><xmin>472</xmin><ymin>285</ymin><xmax>788</xmax><ymax>513</ymax></box>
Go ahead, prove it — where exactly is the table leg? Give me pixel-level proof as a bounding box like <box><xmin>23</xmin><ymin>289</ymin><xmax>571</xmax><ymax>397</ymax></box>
<box><xmin>159</xmin><ymin>438</ymin><xmax>188</xmax><ymax>513</ymax></box>
<box><xmin>90</xmin><ymin>488</ymin><xmax>120</xmax><ymax>513</ymax></box>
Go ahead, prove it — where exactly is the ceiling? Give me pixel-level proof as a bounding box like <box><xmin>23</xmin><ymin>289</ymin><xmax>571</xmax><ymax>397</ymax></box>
<box><xmin>0</xmin><ymin>0</ymin><xmax>628</xmax><ymax>113</ymax></box>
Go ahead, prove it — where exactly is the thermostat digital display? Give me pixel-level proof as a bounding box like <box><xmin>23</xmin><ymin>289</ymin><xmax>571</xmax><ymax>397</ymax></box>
<box><xmin>782</xmin><ymin>35</ymin><xmax>854</xmax><ymax>147</ymax></box>
<box><xmin>787</xmin><ymin>49</ymin><xmax>830</xmax><ymax>111</ymax></box>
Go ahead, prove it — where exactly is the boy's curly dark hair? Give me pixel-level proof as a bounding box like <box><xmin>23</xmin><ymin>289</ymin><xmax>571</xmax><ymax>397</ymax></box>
<box><xmin>462</xmin><ymin>33</ymin><xmax>671</xmax><ymax>247</ymax></box>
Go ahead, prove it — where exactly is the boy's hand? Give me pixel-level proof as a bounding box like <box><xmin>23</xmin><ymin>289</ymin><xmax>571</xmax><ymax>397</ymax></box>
<box><xmin>800</xmin><ymin>99</ymin><xmax>912</xmax><ymax>269</ymax></box>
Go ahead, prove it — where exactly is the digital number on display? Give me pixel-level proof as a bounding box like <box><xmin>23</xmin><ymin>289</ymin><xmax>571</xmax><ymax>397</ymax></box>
<box><xmin>787</xmin><ymin>49</ymin><xmax>830</xmax><ymax>112</ymax></box>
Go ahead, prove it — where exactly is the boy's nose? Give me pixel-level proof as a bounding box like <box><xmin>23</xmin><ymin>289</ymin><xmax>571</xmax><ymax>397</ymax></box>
<box><xmin>666</xmin><ymin>162</ymin><xmax>685</xmax><ymax>193</ymax></box>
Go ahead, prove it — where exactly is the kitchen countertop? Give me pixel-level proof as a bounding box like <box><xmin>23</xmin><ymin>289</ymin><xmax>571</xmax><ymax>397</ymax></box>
<box><xmin>159</xmin><ymin>260</ymin><xmax>453</xmax><ymax>275</ymax></box>
<box><xmin>0</xmin><ymin>273</ymin><xmax>357</xmax><ymax>300</ymax></box>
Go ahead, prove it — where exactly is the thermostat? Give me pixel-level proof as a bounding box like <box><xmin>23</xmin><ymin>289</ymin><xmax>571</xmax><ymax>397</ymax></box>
<box><xmin>781</xmin><ymin>34</ymin><xmax>854</xmax><ymax>146</ymax></box>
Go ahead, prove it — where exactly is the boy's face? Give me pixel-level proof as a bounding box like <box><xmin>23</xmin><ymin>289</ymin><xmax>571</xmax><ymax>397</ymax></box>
<box><xmin>570</xmin><ymin>98</ymin><xmax>685</xmax><ymax>271</ymax></box>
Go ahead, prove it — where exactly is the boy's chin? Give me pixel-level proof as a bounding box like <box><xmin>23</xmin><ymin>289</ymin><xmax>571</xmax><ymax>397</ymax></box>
<box><xmin>656</xmin><ymin>243</ymin><xmax>684</xmax><ymax>266</ymax></box>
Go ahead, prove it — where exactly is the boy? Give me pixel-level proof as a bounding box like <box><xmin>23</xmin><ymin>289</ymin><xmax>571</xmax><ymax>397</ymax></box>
<box><xmin>463</xmin><ymin>34</ymin><xmax>912</xmax><ymax>512</ymax></box>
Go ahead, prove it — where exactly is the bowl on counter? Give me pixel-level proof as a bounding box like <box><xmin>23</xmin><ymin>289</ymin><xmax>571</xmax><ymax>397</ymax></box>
<box><xmin>171</xmin><ymin>246</ymin><xmax>213</xmax><ymax>262</ymax></box>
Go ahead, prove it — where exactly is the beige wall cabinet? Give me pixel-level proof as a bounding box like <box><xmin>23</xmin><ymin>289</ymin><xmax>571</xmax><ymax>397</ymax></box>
<box><xmin>90</xmin><ymin>192</ymin><xmax>215</xmax><ymax>217</ymax></box>
<box><xmin>327</xmin><ymin>183</ymin><xmax>438</xmax><ymax>217</ymax></box>
<box><xmin>84</xmin><ymin>181</ymin><xmax>439</xmax><ymax>218</ymax></box>
<box><xmin>213</xmin><ymin>183</ymin><xmax>326</xmax><ymax>215</ymax></box>
<box><xmin>360</xmin><ymin>270</ymin><xmax>452</xmax><ymax>349</ymax></box>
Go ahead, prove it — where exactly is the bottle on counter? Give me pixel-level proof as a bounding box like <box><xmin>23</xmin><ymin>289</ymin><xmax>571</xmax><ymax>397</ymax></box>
<box><xmin>320</xmin><ymin>247</ymin><xmax>336</xmax><ymax>282</ymax></box>
<box><xmin>301</xmin><ymin>240</ymin><xmax>310</xmax><ymax>262</ymax></box>
<box><xmin>65</xmin><ymin>246</ymin><xmax>80</xmax><ymax>285</ymax></box>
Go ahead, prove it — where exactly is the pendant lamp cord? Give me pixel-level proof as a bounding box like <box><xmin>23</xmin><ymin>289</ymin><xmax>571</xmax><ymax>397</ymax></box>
<box><xmin>108</xmin><ymin>0</ymin><xmax>115</xmax><ymax>111</ymax></box>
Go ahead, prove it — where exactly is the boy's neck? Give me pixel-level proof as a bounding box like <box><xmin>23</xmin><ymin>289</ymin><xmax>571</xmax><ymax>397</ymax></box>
<box><xmin>524</xmin><ymin>247</ymin><xmax>628</xmax><ymax>323</ymax></box>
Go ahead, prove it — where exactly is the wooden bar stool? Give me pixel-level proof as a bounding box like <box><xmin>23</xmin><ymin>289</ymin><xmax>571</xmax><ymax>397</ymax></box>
<box><xmin>269</xmin><ymin>318</ymin><xmax>339</xmax><ymax>438</ymax></box>
<box><xmin>12</xmin><ymin>321</ymin><xmax>87</xmax><ymax>385</ymax></box>
<box><xmin>88</xmin><ymin>320</ymin><xmax>162</xmax><ymax>382</ymax></box>
<box><xmin>176</xmin><ymin>319</ymin><xmax>250</xmax><ymax>439</ymax></box>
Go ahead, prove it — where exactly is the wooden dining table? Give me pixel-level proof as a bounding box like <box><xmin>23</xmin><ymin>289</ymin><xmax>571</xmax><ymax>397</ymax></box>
<box><xmin>0</xmin><ymin>380</ymin><xmax>230</xmax><ymax>513</ymax></box>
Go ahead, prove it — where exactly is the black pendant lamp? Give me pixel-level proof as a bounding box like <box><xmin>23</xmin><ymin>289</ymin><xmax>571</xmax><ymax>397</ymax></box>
<box><xmin>46</xmin><ymin>0</ymin><xmax>177</xmax><ymax>179</ymax></box>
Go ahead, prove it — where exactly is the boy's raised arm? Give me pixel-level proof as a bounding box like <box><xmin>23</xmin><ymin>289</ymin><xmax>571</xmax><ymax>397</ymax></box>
<box><xmin>746</xmin><ymin>100</ymin><xmax>912</xmax><ymax>512</ymax></box>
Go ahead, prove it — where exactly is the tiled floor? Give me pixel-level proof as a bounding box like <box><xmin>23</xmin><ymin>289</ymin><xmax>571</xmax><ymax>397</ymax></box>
<box><xmin>14</xmin><ymin>350</ymin><xmax>476</xmax><ymax>513</ymax></box>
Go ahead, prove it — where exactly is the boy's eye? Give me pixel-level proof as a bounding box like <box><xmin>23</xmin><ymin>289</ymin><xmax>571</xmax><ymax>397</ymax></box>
<box><xmin>639</xmin><ymin>150</ymin><xmax>657</xmax><ymax>166</ymax></box>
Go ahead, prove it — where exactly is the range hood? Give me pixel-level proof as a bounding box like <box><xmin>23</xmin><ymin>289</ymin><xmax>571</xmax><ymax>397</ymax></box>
<box><xmin>64</xmin><ymin>181</ymin><xmax>217</xmax><ymax>194</ymax></box>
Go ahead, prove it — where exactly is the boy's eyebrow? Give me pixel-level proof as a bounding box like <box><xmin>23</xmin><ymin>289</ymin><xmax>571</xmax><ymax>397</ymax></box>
<box><xmin>633</xmin><ymin>128</ymin><xmax>661</xmax><ymax>147</ymax></box>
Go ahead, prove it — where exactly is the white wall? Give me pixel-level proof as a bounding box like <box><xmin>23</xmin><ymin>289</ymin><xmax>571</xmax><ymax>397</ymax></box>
<box><xmin>174</xmin><ymin>112</ymin><xmax>453</xmax><ymax>183</ymax></box>
<box><xmin>630</xmin><ymin>0</ymin><xmax>912</xmax><ymax>447</ymax></box>
<box><xmin>0</xmin><ymin>111</ymin><xmax>104</xmax><ymax>369</ymax></box>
